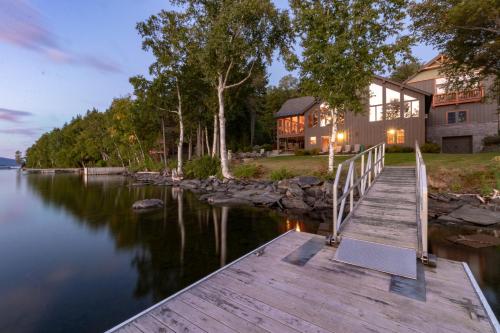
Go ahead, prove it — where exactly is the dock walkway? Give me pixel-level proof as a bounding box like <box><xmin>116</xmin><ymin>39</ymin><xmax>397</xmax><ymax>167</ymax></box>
<box><xmin>109</xmin><ymin>231</ymin><xmax>496</xmax><ymax>333</ymax></box>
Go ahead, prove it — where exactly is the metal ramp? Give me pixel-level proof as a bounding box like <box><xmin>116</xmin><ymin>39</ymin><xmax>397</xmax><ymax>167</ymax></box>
<box><xmin>335</xmin><ymin>237</ymin><xmax>417</xmax><ymax>279</ymax></box>
<box><xmin>330</xmin><ymin>142</ymin><xmax>430</xmax><ymax>278</ymax></box>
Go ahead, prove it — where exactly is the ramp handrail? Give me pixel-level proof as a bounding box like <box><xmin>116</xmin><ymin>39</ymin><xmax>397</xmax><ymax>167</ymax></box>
<box><xmin>331</xmin><ymin>142</ymin><xmax>385</xmax><ymax>244</ymax></box>
<box><xmin>415</xmin><ymin>142</ymin><xmax>428</xmax><ymax>263</ymax></box>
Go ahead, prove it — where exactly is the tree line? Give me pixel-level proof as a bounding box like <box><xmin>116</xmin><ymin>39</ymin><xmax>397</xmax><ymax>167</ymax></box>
<box><xmin>25</xmin><ymin>0</ymin><xmax>499</xmax><ymax>175</ymax></box>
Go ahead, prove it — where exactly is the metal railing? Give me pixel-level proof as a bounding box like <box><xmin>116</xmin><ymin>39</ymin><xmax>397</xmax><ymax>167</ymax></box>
<box><xmin>415</xmin><ymin>142</ymin><xmax>428</xmax><ymax>263</ymax></box>
<box><xmin>330</xmin><ymin>143</ymin><xmax>385</xmax><ymax>244</ymax></box>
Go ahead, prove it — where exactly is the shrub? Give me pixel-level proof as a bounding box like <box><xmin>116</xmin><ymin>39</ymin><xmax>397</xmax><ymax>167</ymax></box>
<box><xmin>310</xmin><ymin>148</ymin><xmax>320</xmax><ymax>155</ymax></box>
<box><xmin>294</xmin><ymin>149</ymin><xmax>307</xmax><ymax>156</ymax></box>
<box><xmin>260</xmin><ymin>144</ymin><xmax>273</xmax><ymax>152</ymax></box>
<box><xmin>270</xmin><ymin>168</ymin><xmax>295</xmax><ymax>181</ymax></box>
<box><xmin>483</xmin><ymin>135</ymin><xmax>500</xmax><ymax>146</ymax></box>
<box><xmin>420</xmin><ymin>142</ymin><xmax>441</xmax><ymax>153</ymax></box>
<box><xmin>233</xmin><ymin>164</ymin><xmax>261</xmax><ymax>179</ymax></box>
<box><xmin>183</xmin><ymin>156</ymin><xmax>220</xmax><ymax>179</ymax></box>
<box><xmin>167</xmin><ymin>159</ymin><xmax>177</xmax><ymax>170</ymax></box>
<box><xmin>385</xmin><ymin>145</ymin><xmax>414</xmax><ymax>153</ymax></box>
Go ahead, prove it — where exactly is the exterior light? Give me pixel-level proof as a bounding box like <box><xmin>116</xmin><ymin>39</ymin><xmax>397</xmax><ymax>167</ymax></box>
<box><xmin>337</xmin><ymin>132</ymin><xmax>344</xmax><ymax>140</ymax></box>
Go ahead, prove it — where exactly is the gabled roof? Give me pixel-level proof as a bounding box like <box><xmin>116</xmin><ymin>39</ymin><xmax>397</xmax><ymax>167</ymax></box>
<box><xmin>374</xmin><ymin>75</ymin><xmax>432</xmax><ymax>96</ymax></box>
<box><xmin>274</xmin><ymin>96</ymin><xmax>316</xmax><ymax>118</ymax></box>
<box><xmin>403</xmin><ymin>54</ymin><xmax>446</xmax><ymax>83</ymax></box>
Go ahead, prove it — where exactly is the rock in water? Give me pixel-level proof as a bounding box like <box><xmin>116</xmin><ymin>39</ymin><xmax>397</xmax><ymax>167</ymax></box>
<box><xmin>132</xmin><ymin>199</ymin><xmax>164</xmax><ymax>210</ymax></box>
<box><xmin>448</xmin><ymin>204</ymin><xmax>500</xmax><ymax>226</ymax></box>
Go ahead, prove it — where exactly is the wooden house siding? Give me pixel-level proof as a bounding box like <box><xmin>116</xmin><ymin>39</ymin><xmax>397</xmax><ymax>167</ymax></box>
<box><xmin>407</xmin><ymin>72</ymin><xmax>498</xmax><ymax>152</ymax></box>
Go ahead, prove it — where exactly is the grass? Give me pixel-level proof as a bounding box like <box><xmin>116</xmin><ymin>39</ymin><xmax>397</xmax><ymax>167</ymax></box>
<box><xmin>238</xmin><ymin>152</ymin><xmax>500</xmax><ymax>194</ymax></box>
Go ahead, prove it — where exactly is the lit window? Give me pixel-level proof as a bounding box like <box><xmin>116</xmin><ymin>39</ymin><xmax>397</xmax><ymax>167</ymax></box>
<box><xmin>435</xmin><ymin>77</ymin><xmax>448</xmax><ymax>94</ymax></box>
<box><xmin>309</xmin><ymin>136</ymin><xmax>317</xmax><ymax>145</ymax></box>
<box><xmin>447</xmin><ymin>111</ymin><xmax>467</xmax><ymax>124</ymax></box>
<box><xmin>277</xmin><ymin>119</ymin><xmax>283</xmax><ymax>135</ymax></box>
<box><xmin>320</xmin><ymin>110</ymin><xmax>332</xmax><ymax>127</ymax></box>
<box><xmin>387</xmin><ymin>129</ymin><xmax>396</xmax><ymax>144</ymax></box>
<box><xmin>397</xmin><ymin>130</ymin><xmax>405</xmax><ymax>144</ymax></box>
<box><xmin>387</xmin><ymin>129</ymin><xmax>404</xmax><ymax>144</ymax></box>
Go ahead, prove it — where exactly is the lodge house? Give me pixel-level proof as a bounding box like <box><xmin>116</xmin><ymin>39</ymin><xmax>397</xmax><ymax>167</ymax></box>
<box><xmin>275</xmin><ymin>55</ymin><xmax>498</xmax><ymax>153</ymax></box>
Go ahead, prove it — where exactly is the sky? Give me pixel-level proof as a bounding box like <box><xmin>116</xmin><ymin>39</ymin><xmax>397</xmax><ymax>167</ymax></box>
<box><xmin>0</xmin><ymin>0</ymin><xmax>436</xmax><ymax>158</ymax></box>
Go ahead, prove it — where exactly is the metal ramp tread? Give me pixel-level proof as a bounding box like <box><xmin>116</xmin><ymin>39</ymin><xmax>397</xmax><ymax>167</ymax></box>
<box><xmin>334</xmin><ymin>237</ymin><xmax>417</xmax><ymax>279</ymax></box>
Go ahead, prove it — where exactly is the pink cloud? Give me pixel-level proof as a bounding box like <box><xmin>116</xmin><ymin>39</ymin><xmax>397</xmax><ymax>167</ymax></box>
<box><xmin>0</xmin><ymin>0</ymin><xmax>121</xmax><ymax>73</ymax></box>
<box><xmin>0</xmin><ymin>108</ymin><xmax>33</xmax><ymax>123</ymax></box>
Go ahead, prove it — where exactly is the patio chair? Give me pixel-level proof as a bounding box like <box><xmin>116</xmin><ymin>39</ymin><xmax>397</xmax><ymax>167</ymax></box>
<box><xmin>342</xmin><ymin>145</ymin><xmax>351</xmax><ymax>154</ymax></box>
<box><xmin>352</xmin><ymin>144</ymin><xmax>361</xmax><ymax>154</ymax></box>
<box><xmin>334</xmin><ymin>146</ymin><xmax>343</xmax><ymax>154</ymax></box>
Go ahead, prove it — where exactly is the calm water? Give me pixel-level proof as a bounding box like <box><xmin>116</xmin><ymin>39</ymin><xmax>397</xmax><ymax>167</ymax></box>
<box><xmin>0</xmin><ymin>170</ymin><xmax>316</xmax><ymax>333</ymax></box>
<box><xmin>0</xmin><ymin>170</ymin><xmax>498</xmax><ymax>333</ymax></box>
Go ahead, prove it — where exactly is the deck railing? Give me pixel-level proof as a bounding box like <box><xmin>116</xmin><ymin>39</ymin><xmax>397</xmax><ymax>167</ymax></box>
<box><xmin>432</xmin><ymin>87</ymin><xmax>483</xmax><ymax>107</ymax></box>
<box><xmin>415</xmin><ymin>142</ymin><xmax>429</xmax><ymax>263</ymax></box>
<box><xmin>330</xmin><ymin>142</ymin><xmax>385</xmax><ymax>244</ymax></box>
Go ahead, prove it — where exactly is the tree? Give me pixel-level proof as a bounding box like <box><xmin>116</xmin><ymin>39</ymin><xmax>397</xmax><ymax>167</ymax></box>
<box><xmin>137</xmin><ymin>11</ymin><xmax>194</xmax><ymax>177</ymax></box>
<box><xmin>410</xmin><ymin>0</ymin><xmax>499</xmax><ymax>92</ymax></box>
<box><xmin>14</xmin><ymin>150</ymin><xmax>22</xmax><ymax>165</ymax></box>
<box><xmin>180</xmin><ymin>0</ymin><xmax>294</xmax><ymax>178</ymax></box>
<box><xmin>390</xmin><ymin>59</ymin><xmax>422</xmax><ymax>82</ymax></box>
<box><xmin>290</xmin><ymin>0</ymin><xmax>412</xmax><ymax>172</ymax></box>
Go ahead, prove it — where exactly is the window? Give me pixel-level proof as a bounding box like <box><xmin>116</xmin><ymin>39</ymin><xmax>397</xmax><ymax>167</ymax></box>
<box><xmin>447</xmin><ymin>111</ymin><xmax>467</xmax><ymax>124</ymax></box>
<box><xmin>385</xmin><ymin>88</ymin><xmax>401</xmax><ymax>120</ymax></box>
<box><xmin>435</xmin><ymin>77</ymin><xmax>448</xmax><ymax>94</ymax></box>
<box><xmin>277</xmin><ymin>119</ymin><xmax>283</xmax><ymax>135</ymax></box>
<box><xmin>309</xmin><ymin>136</ymin><xmax>317</xmax><ymax>145</ymax></box>
<box><xmin>369</xmin><ymin>83</ymin><xmax>383</xmax><ymax>122</ymax></box>
<box><xmin>370</xmin><ymin>105</ymin><xmax>383</xmax><ymax>122</ymax></box>
<box><xmin>320</xmin><ymin>110</ymin><xmax>332</xmax><ymax>127</ymax></box>
<box><xmin>397</xmin><ymin>129</ymin><xmax>405</xmax><ymax>144</ymax></box>
<box><xmin>308</xmin><ymin>111</ymin><xmax>318</xmax><ymax>127</ymax></box>
<box><xmin>387</xmin><ymin>129</ymin><xmax>405</xmax><ymax>144</ymax></box>
<box><xmin>403</xmin><ymin>94</ymin><xmax>419</xmax><ymax>118</ymax></box>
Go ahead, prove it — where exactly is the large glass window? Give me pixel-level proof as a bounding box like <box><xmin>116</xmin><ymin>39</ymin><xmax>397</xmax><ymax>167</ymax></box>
<box><xmin>403</xmin><ymin>94</ymin><xmax>419</xmax><ymax>118</ymax></box>
<box><xmin>320</xmin><ymin>110</ymin><xmax>332</xmax><ymax>127</ymax></box>
<box><xmin>309</xmin><ymin>136</ymin><xmax>317</xmax><ymax>145</ymax></box>
<box><xmin>396</xmin><ymin>129</ymin><xmax>405</xmax><ymax>144</ymax></box>
<box><xmin>369</xmin><ymin>83</ymin><xmax>383</xmax><ymax>122</ymax></box>
<box><xmin>387</xmin><ymin>129</ymin><xmax>405</xmax><ymax>144</ymax></box>
<box><xmin>308</xmin><ymin>111</ymin><xmax>318</xmax><ymax>127</ymax></box>
<box><xmin>385</xmin><ymin>88</ymin><xmax>401</xmax><ymax>120</ymax></box>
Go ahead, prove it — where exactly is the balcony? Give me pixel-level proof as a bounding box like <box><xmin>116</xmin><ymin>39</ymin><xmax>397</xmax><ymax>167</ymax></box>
<box><xmin>432</xmin><ymin>87</ymin><xmax>483</xmax><ymax>107</ymax></box>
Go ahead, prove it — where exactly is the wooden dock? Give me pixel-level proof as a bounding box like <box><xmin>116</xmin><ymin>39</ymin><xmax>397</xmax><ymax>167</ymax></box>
<box><xmin>108</xmin><ymin>231</ymin><xmax>497</xmax><ymax>333</ymax></box>
<box><xmin>107</xmin><ymin>144</ymin><xmax>498</xmax><ymax>333</ymax></box>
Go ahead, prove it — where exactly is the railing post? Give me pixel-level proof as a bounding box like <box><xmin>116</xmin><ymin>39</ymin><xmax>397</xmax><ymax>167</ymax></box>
<box><xmin>349</xmin><ymin>162</ymin><xmax>354</xmax><ymax>213</ymax></box>
<box><xmin>333</xmin><ymin>182</ymin><xmax>338</xmax><ymax>243</ymax></box>
<box><xmin>360</xmin><ymin>154</ymin><xmax>365</xmax><ymax>195</ymax></box>
<box><xmin>368</xmin><ymin>150</ymin><xmax>372</xmax><ymax>187</ymax></box>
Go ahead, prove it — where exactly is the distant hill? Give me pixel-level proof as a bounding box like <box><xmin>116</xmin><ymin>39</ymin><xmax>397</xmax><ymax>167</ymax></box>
<box><xmin>0</xmin><ymin>157</ymin><xmax>18</xmax><ymax>166</ymax></box>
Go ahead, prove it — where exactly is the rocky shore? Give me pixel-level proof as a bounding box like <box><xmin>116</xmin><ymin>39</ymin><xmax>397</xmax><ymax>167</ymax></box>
<box><xmin>131</xmin><ymin>172</ymin><xmax>500</xmax><ymax>228</ymax></box>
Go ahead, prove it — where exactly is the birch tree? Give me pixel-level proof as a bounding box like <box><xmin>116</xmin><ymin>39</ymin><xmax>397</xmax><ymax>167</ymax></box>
<box><xmin>137</xmin><ymin>11</ymin><xmax>197</xmax><ymax>177</ymax></box>
<box><xmin>179</xmin><ymin>0</ymin><xmax>294</xmax><ymax>178</ymax></box>
<box><xmin>291</xmin><ymin>0</ymin><xmax>412</xmax><ymax>172</ymax></box>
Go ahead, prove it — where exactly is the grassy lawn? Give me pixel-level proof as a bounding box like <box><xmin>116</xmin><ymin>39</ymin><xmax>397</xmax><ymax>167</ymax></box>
<box><xmin>238</xmin><ymin>152</ymin><xmax>500</xmax><ymax>195</ymax></box>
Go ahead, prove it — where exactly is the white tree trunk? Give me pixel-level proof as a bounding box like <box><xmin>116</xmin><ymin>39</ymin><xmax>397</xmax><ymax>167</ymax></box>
<box><xmin>176</xmin><ymin>83</ymin><xmax>184</xmax><ymax>177</ymax></box>
<box><xmin>217</xmin><ymin>79</ymin><xmax>232</xmax><ymax>178</ymax></box>
<box><xmin>188</xmin><ymin>135</ymin><xmax>192</xmax><ymax>160</ymax></box>
<box><xmin>327</xmin><ymin>107</ymin><xmax>338</xmax><ymax>173</ymax></box>
<box><xmin>212</xmin><ymin>114</ymin><xmax>218</xmax><ymax>157</ymax></box>
<box><xmin>205</xmin><ymin>126</ymin><xmax>210</xmax><ymax>155</ymax></box>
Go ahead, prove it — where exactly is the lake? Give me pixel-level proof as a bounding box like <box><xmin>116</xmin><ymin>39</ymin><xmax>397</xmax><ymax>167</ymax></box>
<box><xmin>0</xmin><ymin>170</ymin><xmax>318</xmax><ymax>332</ymax></box>
<box><xmin>0</xmin><ymin>170</ymin><xmax>498</xmax><ymax>332</ymax></box>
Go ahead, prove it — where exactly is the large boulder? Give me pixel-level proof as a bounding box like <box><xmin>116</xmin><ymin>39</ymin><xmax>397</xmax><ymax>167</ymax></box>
<box><xmin>286</xmin><ymin>183</ymin><xmax>304</xmax><ymax>198</ymax></box>
<box><xmin>296</xmin><ymin>176</ymin><xmax>323</xmax><ymax>188</ymax></box>
<box><xmin>132</xmin><ymin>199</ymin><xmax>164</xmax><ymax>210</ymax></box>
<box><xmin>208</xmin><ymin>195</ymin><xmax>252</xmax><ymax>206</ymax></box>
<box><xmin>281</xmin><ymin>197</ymin><xmax>311</xmax><ymax>211</ymax></box>
<box><xmin>448</xmin><ymin>204</ymin><xmax>500</xmax><ymax>226</ymax></box>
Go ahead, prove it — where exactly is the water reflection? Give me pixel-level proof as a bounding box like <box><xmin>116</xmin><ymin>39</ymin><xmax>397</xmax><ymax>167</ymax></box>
<box><xmin>0</xmin><ymin>171</ymin><xmax>318</xmax><ymax>333</ymax></box>
<box><xmin>429</xmin><ymin>223</ymin><xmax>500</xmax><ymax>319</ymax></box>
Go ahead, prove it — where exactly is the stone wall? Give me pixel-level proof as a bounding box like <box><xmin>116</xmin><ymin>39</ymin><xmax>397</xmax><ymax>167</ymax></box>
<box><xmin>427</xmin><ymin>121</ymin><xmax>498</xmax><ymax>153</ymax></box>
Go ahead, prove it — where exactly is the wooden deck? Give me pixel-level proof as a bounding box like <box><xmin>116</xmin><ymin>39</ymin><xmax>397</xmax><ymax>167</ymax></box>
<box><xmin>341</xmin><ymin>167</ymin><xmax>418</xmax><ymax>250</ymax></box>
<box><xmin>108</xmin><ymin>231</ymin><xmax>497</xmax><ymax>333</ymax></box>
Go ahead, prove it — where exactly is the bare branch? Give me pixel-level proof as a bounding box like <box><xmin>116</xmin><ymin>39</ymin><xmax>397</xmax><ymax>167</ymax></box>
<box><xmin>224</xmin><ymin>61</ymin><xmax>255</xmax><ymax>89</ymax></box>
<box><xmin>223</xmin><ymin>60</ymin><xmax>234</xmax><ymax>87</ymax></box>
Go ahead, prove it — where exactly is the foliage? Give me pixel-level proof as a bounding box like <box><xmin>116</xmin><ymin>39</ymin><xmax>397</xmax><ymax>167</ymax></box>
<box><xmin>294</xmin><ymin>149</ymin><xmax>309</xmax><ymax>156</ymax></box>
<box><xmin>385</xmin><ymin>145</ymin><xmax>415</xmax><ymax>153</ymax></box>
<box><xmin>390</xmin><ymin>59</ymin><xmax>422</xmax><ymax>82</ymax></box>
<box><xmin>410</xmin><ymin>0</ymin><xmax>500</xmax><ymax>93</ymax></box>
<box><xmin>290</xmin><ymin>0</ymin><xmax>412</xmax><ymax>115</ymax></box>
<box><xmin>270</xmin><ymin>167</ymin><xmax>295</xmax><ymax>181</ymax></box>
<box><xmin>260</xmin><ymin>144</ymin><xmax>273</xmax><ymax>152</ymax></box>
<box><xmin>183</xmin><ymin>156</ymin><xmax>220</xmax><ymax>179</ymax></box>
<box><xmin>232</xmin><ymin>164</ymin><xmax>261</xmax><ymax>179</ymax></box>
<box><xmin>420</xmin><ymin>142</ymin><xmax>441</xmax><ymax>153</ymax></box>
<box><xmin>483</xmin><ymin>135</ymin><xmax>500</xmax><ymax>146</ymax></box>
<box><xmin>14</xmin><ymin>150</ymin><xmax>23</xmax><ymax>165</ymax></box>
